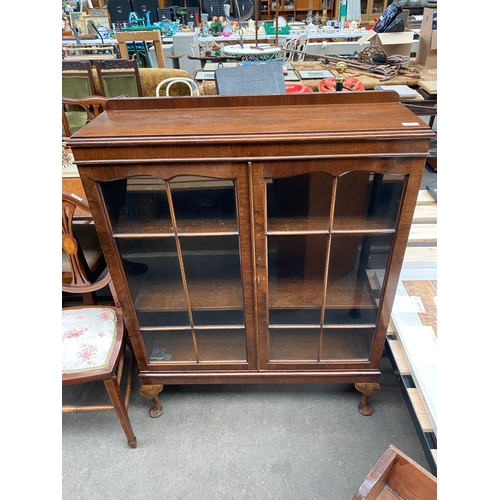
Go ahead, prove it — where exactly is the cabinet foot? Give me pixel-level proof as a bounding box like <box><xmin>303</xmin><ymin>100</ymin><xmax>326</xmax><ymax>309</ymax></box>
<box><xmin>139</xmin><ymin>384</ymin><xmax>164</xmax><ymax>418</ymax></box>
<box><xmin>355</xmin><ymin>383</ymin><xmax>380</xmax><ymax>416</ymax></box>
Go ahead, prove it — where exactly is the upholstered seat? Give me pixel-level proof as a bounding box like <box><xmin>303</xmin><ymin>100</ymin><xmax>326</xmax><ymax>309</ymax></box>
<box><xmin>62</xmin><ymin>307</ymin><xmax>119</xmax><ymax>374</ymax></box>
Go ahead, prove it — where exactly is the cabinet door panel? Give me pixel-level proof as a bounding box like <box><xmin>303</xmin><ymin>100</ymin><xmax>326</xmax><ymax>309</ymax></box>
<box><xmin>257</xmin><ymin>165</ymin><xmax>406</xmax><ymax>368</ymax></box>
<box><xmin>98</xmin><ymin>171</ymin><xmax>253</xmax><ymax>367</ymax></box>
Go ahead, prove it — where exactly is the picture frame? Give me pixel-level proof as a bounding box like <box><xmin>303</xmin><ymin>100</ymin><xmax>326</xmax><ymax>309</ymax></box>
<box><xmin>69</xmin><ymin>12</ymin><xmax>86</xmax><ymax>35</ymax></box>
<box><xmin>85</xmin><ymin>16</ymin><xmax>111</xmax><ymax>36</ymax></box>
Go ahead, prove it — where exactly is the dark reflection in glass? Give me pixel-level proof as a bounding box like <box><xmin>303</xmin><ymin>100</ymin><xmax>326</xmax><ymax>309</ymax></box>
<box><xmin>267</xmin><ymin>172</ymin><xmax>333</xmax><ymax>232</ymax></box>
<box><xmin>170</xmin><ymin>176</ymin><xmax>238</xmax><ymax>234</ymax></box>
<box><xmin>320</xmin><ymin>328</ymin><xmax>374</xmax><ymax>360</ymax></box>
<box><xmin>268</xmin><ymin>234</ymin><xmax>328</xmax><ymax>323</ymax></box>
<box><xmin>99</xmin><ymin>177</ymin><xmax>172</xmax><ymax>234</ymax></box>
<box><xmin>269</xmin><ymin>328</ymin><xmax>320</xmax><ymax>361</ymax></box>
<box><xmin>180</xmin><ymin>235</ymin><xmax>244</xmax><ymax>323</ymax></box>
<box><xmin>326</xmin><ymin>233</ymin><xmax>393</xmax><ymax>322</ymax></box>
<box><xmin>332</xmin><ymin>172</ymin><xmax>405</xmax><ymax>230</ymax></box>
<box><xmin>116</xmin><ymin>237</ymin><xmax>190</xmax><ymax>327</ymax></box>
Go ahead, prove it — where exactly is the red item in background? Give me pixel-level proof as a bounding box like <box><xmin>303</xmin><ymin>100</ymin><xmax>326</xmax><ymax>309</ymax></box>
<box><xmin>318</xmin><ymin>77</ymin><xmax>365</xmax><ymax>92</ymax></box>
<box><xmin>285</xmin><ymin>84</ymin><xmax>313</xmax><ymax>93</ymax></box>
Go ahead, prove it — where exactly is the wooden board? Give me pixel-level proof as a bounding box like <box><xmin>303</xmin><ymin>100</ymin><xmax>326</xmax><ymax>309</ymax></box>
<box><xmin>418</xmin><ymin>80</ymin><xmax>437</xmax><ymax>94</ymax></box>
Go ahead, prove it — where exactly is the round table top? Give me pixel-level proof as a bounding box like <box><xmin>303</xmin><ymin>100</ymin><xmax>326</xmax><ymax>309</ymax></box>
<box><xmin>223</xmin><ymin>44</ymin><xmax>283</xmax><ymax>56</ymax></box>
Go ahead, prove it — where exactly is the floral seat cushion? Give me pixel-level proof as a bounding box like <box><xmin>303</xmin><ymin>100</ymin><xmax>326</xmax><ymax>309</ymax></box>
<box><xmin>62</xmin><ymin>308</ymin><xmax>117</xmax><ymax>374</ymax></box>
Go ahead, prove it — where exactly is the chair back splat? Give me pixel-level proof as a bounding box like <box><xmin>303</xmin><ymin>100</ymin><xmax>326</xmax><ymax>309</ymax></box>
<box><xmin>62</xmin><ymin>60</ymin><xmax>96</xmax><ymax>98</ymax></box>
<box><xmin>62</xmin><ymin>95</ymin><xmax>108</xmax><ymax>137</ymax></box>
<box><xmin>95</xmin><ymin>59</ymin><xmax>142</xmax><ymax>97</ymax></box>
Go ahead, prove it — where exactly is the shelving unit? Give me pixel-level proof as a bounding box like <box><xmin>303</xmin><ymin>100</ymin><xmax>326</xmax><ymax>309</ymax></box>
<box><xmin>68</xmin><ymin>92</ymin><xmax>433</xmax><ymax>419</ymax></box>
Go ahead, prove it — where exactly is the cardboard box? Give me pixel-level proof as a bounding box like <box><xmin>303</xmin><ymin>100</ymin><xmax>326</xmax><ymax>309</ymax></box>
<box><xmin>358</xmin><ymin>28</ymin><xmax>415</xmax><ymax>67</ymax></box>
<box><xmin>420</xmin><ymin>8</ymin><xmax>437</xmax><ymax>41</ymax></box>
<box><xmin>416</xmin><ymin>8</ymin><xmax>437</xmax><ymax>68</ymax></box>
<box><xmin>415</xmin><ymin>33</ymin><xmax>437</xmax><ymax>67</ymax></box>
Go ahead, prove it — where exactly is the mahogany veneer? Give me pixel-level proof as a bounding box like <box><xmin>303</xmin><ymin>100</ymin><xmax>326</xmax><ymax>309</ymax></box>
<box><xmin>68</xmin><ymin>92</ymin><xmax>433</xmax><ymax>418</ymax></box>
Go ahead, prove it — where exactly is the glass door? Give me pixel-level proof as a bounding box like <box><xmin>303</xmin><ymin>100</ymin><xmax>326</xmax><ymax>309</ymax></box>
<box><xmin>98</xmin><ymin>170</ymin><xmax>255</xmax><ymax>369</ymax></box>
<box><xmin>256</xmin><ymin>165</ymin><xmax>406</xmax><ymax>370</ymax></box>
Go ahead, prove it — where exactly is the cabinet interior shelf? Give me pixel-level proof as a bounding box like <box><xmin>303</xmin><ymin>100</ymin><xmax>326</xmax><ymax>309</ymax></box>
<box><xmin>113</xmin><ymin>216</ymin><xmax>396</xmax><ymax>237</ymax></box>
<box><xmin>131</xmin><ymin>273</ymin><xmax>375</xmax><ymax>312</ymax></box>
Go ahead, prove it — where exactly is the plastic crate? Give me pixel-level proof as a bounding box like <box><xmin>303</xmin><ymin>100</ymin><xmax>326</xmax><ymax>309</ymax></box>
<box><xmin>264</xmin><ymin>23</ymin><xmax>290</xmax><ymax>35</ymax></box>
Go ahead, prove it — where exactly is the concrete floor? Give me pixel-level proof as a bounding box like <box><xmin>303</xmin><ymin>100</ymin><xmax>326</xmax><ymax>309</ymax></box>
<box><xmin>62</xmin><ymin>349</ymin><xmax>433</xmax><ymax>500</ymax></box>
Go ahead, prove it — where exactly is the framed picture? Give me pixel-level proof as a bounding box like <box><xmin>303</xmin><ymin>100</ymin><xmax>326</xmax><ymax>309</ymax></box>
<box><xmin>69</xmin><ymin>12</ymin><xmax>86</xmax><ymax>35</ymax></box>
<box><xmin>85</xmin><ymin>16</ymin><xmax>111</xmax><ymax>36</ymax></box>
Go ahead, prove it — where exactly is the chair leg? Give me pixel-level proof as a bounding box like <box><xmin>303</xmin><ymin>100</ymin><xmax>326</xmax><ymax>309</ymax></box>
<box><xmin>103</xmin><ymin>376</ymin><xmax>137</xmax><ymax>448</ymax></box>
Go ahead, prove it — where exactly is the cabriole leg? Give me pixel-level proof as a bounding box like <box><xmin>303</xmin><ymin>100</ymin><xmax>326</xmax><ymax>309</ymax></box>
<box><xmin>139</xmin><ymin>384</ymin><xmax>164</xmax><ymax>418</ymax></box>
<box><xmin>355</xmin><ymin>382</ymin><xmax>381</xmax><ymax>416</ymax></box>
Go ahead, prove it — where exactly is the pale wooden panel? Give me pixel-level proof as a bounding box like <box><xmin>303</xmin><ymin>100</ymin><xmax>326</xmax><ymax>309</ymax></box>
<box><xmin>407</xmin><ymin>388</ymin><xmax>433</xmax><ymax>433</ymax></box>
<box><xmin>387</xmin><ymin>339</ymin><xmax>410</xmax><ymax>375</ymax></box>
<box><xmin>417</xmin><ymin>190</ymin><xmax>436</xmax><ymax>205</ymax></box>
<box><xmin>404</xmin><ymin>247</ymin><xmax>437</xmax><ymax>262</ymax></box>
<box><xmin>412</xmin><ymin>204</ymin><xmax>437</xmax><ymax>221</ymax></box>
<box><xmin>387</xmin><ymin>319</ymin><xmax>396</xmax><ymax>335</ymax></box>
<box><xmin>408</xmin><ymin>223</ymin><xmax>437</xmax><ymax>243</ymax></box>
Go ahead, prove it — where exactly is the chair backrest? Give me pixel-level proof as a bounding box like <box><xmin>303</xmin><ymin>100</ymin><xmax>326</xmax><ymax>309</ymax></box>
<box><xmin>62</xmin><ymin>60</ymin><xmax>96</xmax><ymax>98</ymax></box>
<box><xmin>190</xmin><ymin>40</ymin><xmax>226</xmax><ymax>60</ymax></box>
<box><xmin>62</xmin><ymin>95</ymin><xmax>109</xmax><ymax>137</ymax></box>
<box><xmin>116</xmin><ymin>30</ymin><xmax>166</xmax><ymax>68</ymax></box>
<box><xmin>156</xmin><ymin>77</ymin><xmax>200</xmax><ymax>97</ymax></box>
<box><xmin>284</xmin><ymin>34</ymin><xmax>309</xmax><ymax>62</ymax></box>
<box><xmin>95</xmin><ymin>59</ymin><xmax>142</xmax><ymax>98</ymax></box>
<box><xmin>62</xmin><ymin>192</ymin><xmax>118</xmax><ymax>305</ymax></box>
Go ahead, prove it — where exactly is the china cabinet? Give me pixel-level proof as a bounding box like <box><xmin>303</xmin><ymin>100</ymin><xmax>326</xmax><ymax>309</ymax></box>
<box><xmin>68</xmin><ymin>92</ymin><xmax>433</xmax><ymax>418</ymax></box>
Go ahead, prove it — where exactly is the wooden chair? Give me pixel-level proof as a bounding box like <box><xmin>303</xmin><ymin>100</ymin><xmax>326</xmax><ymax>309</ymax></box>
<box><xmin>62</xmin><ymin>60</ymin><xmax>97</xmax><ymax>98</ymax></box>
<box><xmin>283</xmin><ymin>34</ymin><xmax>309</xmax><ymax>62</ymax></box>
<box><xmin>62</xmin><ymin>193</ymin><xmax>137</xmax><ymax>449</ymax></box>
<box><xmin>62</xmin><ymin>192</ymin><xmax>107</xmax><ymax>305</ymax></box>
<box><xmin>62</xmin><ymin>95</ymin><xmax>109</xmax><ymax>137</ymax></box>
<box><xmin>156</xmin><ymin>77</ymin><xmax>200</xmax><ymax>96</ymax></box>
<box><xmin>116</xmin><ymin>30</ymin><xmax>166</xmax><ymax>68</ymax></box>
<box><xmin>95</xmin><ymin>59</ymin><xmax>143</xmax><ymax>98</ymax></box>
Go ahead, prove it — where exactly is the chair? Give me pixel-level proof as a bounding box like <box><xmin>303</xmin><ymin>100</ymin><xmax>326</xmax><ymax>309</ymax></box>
<box><xmin>283</xmin><ymin>34</ymin><xmax>309</xmax><ymax>62</ymax></box>
<box><xmin>62</xmin><ymin>95</ymin><xmax>109</xmax><ymax>137</ymax></box>
<box><xmin>116</xmin><ymin>30</ymin><xmax>166</xmax><ymax>68</ymax></box>
<box><xmin>156</xmin><ymin>77</ymin><xmax>200</xmax><ymax>96</ymax></box>
<box><xmin>62</xmin><ymin>192</ymin><xmax>107</xmax><ymax>304</ymax></box>
<box><xmin>62</xmin><ymin>60</ymin><xmax>97</xmax><ymax>98</ymax></box>
<box><xmin>95</xmin><ymin>59</ymin><xmax>142</xmax><ymax>98</ymax></box>
<box><xmin>62</xmin><ymin>192</ymin><xmax>137</xmax><ymax>449</ymax></box>
<box><xmin>190</xmin><ymin>39</ymin><xmax>227</xmax><ymax>61</ymax></box>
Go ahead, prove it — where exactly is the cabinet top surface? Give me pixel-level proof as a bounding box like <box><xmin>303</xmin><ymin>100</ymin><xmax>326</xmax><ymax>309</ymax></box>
<box><xmin>69</xmin><ymin>93</ymin><xmax>434</xmax><ymax>145</ymax></box>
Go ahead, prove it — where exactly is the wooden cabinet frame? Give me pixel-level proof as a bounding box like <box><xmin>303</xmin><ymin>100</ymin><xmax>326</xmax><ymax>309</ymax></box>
<box><xmin>68</xmin><ymin>93</ymin><xmax>433</xmax><ymax>419</ymax></box>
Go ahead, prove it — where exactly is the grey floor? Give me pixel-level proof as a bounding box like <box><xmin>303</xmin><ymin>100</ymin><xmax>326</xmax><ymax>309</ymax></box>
<box><xmin>62</xmin><ymin>353</ymin><xmax>431</xmax><ymax>500</ymax></box>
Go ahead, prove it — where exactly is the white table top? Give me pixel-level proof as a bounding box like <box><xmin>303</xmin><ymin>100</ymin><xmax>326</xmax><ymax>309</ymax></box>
<box><xmin>223</xmin><ymin>44</ymin><xmax>283</xmax><ymax>56</ymax></box>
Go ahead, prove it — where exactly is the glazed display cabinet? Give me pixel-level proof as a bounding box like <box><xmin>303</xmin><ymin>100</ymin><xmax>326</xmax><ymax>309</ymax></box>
<box><xmin>68</xmin><ymin>93</ymin><xmax>433</xmax><ymax>418</ymax></box>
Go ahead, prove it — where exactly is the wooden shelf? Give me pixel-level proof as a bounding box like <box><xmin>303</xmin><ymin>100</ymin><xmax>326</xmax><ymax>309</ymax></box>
<box><xmin>114</xmin><ymin>218</ymin><xmax>239</xmax><ymax>237</ymax></box>
<box><xmin>267</xmin><ymin>215</ymin><xmax>397</xmax><ymax>234</ymax></box>
<box><xmin>131</xmin><ymin>271</ymin><xmax>374</xmax><ymax>312</ymax></box>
